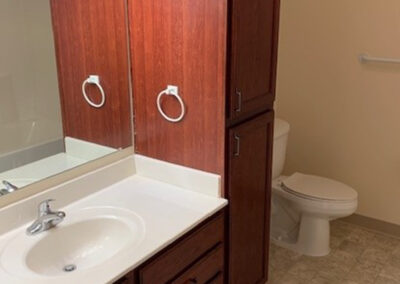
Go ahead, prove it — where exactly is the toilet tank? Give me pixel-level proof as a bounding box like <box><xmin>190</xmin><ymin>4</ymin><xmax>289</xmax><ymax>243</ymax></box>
<box><xmin>272</xmin><ymin>118</ymin><xmax>290</xmax><ymax>180</ymax></box>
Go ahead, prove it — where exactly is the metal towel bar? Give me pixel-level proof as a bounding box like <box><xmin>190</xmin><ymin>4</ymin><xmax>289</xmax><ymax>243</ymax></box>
<box><xmin>359</xmin><ymin>53</ymin><xmax>400</xmax><ymax>64</ymax></box>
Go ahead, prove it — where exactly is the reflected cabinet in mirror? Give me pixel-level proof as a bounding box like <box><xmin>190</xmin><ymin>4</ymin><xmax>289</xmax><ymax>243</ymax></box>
<box><xmin>0</xmin><ymin>0</ymin><xmax>132</xmax><ymax>198</ymax></box>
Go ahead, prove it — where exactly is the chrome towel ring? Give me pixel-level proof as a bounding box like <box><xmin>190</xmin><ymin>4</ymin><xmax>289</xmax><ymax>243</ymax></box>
<box><xmin>82</xmin><ymin>75</ymin><xmax>106</xmax><ymax>108</ymax></box>
<box><xmin>157</xmin><ymin>85</ymin><xmax>186</xmax><ymax>123</ymax></box>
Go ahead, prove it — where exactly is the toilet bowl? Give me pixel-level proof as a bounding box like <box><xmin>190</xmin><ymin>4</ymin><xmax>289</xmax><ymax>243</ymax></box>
<box><xmin>271</xmin><ymin>119</ymin><xmax>358</xmax><ymax>256</ymax></box>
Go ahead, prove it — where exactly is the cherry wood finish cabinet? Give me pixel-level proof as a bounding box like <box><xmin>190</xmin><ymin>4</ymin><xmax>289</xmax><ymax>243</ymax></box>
<box><xmin>228</xmin><ymin>0</ymin><xmax>279</xmax><ymax>123</ymax></box>
<box><xmin>114</xmin><ymin>211</ymin><xmax>225</xmax><ymax>284</ymax></box>
<box><xmin>228</xmin><ymin>112</ymin><xmax>274</xmax><ymax>284</ymax></box>
<box><xmin>50</xmin><ymin>0</ymin><xmax>132</xmax><ymax>149</ymax></box>
<box><xmin>129</xmin><ymin>0</ymin><xmax>280</xmax><ymax>283</ymax></box>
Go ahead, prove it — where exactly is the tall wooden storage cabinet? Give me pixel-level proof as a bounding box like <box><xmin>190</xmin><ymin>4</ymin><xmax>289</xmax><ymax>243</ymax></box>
<box><xmin>129</xmin><ymin>0</ymin><xmax>280</xmax><ymax>283</ymax></box>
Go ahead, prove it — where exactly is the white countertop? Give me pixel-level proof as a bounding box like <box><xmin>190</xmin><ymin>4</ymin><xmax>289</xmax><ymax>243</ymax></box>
<box><xmin>0</xmin><ymin>155</ymin><xmax>227</xmax><ymax>284</ymax></box>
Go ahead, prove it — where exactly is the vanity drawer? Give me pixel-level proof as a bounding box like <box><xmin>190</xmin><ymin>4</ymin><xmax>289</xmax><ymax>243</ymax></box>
<box><xmin>171</xmin><ymin>244</ymin><xmax>224</xmax><ymax>284</ymax></box>
<box><xmin>138</xmin><ymin>212</ymin><xmax>224</xmax><ymax>283</ymax></box>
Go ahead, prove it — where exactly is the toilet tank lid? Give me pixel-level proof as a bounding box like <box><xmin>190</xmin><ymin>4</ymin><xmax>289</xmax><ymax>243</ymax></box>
<box><xmin>282</xmin><ymin>173</ymin><xmax>358</xmax><ymax>201</ymax></box>
<box><xmin>274</xmin><ymin>118</ymin><xmax>290</xmax><ymax>139</ymax></box>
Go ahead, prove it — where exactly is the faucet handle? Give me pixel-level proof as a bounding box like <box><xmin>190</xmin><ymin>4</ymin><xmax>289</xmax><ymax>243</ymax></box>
<box><xmin>38</xmin><ymin>199</ymin><xmax>55</xmax><ymax>216</ymax></box>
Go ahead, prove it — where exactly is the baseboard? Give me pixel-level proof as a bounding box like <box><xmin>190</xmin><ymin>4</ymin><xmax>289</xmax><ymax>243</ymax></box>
<box><xmin>342</xmin><ymin>214</ymin><xmax>400</xmax><ymax>238</ymax></box>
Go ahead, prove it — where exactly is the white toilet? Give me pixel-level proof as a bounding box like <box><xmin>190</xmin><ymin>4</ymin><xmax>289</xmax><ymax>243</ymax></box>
<box><xmin>271</xmin><ymin>118</ymin><xmax>358</xmax><ymax>256</ymax></box>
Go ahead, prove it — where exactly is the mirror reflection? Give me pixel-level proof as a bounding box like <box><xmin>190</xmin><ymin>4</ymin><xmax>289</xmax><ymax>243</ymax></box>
<box><xmin>0</xmin><ymin>0</ymin><xmax>132</xmax><ymax>197</ymax></box>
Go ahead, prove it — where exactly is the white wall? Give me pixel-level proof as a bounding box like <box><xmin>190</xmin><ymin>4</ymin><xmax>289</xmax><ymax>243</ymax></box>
<box><xmin>276</xmin><ymin>0</ymin><xmax>400</xmax><ymax>225</ymax></box>
<box><xmin>0</xmin><ymin>0</ymin><xmax>63</xmax><ymax>154</ymax></box>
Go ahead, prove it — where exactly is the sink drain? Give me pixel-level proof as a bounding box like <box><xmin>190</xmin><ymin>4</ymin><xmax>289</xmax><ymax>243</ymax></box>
<box><xmin>63</xmin><ymin>264</ymin><xmax>77</xmax><ymax>272</ymax></box>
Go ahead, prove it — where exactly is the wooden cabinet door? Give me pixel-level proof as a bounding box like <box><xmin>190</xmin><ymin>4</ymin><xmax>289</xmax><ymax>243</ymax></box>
<box><xmin>228</xmin><ymin>112</ymin><xmax>274</xmax><ymax>284</ymax></box>
<box><xmin>129</xmin><ymin>0</ymin><xmax>227</xmax><ymax>175</ymax></box>
<box><xmin>228</xmin><ymin>0</ymin><xmax>280</xmax><ymax>122</ymax></box>
<box><xmin>50</xmin><ymin>0</ymin><xmax>131</xmax><ymax>149</ymax></box>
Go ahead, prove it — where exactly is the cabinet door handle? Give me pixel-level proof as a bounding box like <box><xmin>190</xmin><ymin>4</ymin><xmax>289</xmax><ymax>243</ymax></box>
<box><xmin>234</xmin><ymin>134</ymin><xmax>240</xmax><ymax>157</ymax></box>
<box><xmin>235</xmin><ymin>89</ymin><xmax>242</xmax><ymax>112</ymax></box>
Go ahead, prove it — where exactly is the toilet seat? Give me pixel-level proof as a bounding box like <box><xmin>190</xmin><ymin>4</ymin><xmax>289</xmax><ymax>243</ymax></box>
<box><xmin>282</xmin><ymin>173</ymin><xmax>358</xmax><ymax>202</ymax></box>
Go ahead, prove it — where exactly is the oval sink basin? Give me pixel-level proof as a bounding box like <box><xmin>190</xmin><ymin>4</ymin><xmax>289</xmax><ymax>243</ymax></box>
<box><xmin>26</xmin><ymin>218</ymin><xmax>133</xmax><ymax>276</ymax></box>
<box><xmin>0</xmin><ymin>207</ymin><xmax>145</xmax><ymax>278</ymax></box>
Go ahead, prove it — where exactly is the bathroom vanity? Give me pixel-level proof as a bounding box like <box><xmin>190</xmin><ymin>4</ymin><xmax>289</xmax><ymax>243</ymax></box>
<box><xmin>0</xmin><ymin>156</ymin><xmax>227</xmax><ymax>283</ymax></box>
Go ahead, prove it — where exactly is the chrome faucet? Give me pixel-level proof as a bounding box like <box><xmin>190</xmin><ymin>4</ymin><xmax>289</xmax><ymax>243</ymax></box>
<box><xmin>0</xmin><ymin>180</ymin><xmax>18</xmax><ymax>195</ymax></box>
<box><xmin>26</xmin><ymin>199</ymin><xmax>66</xmax><ymax>236</ymax></box>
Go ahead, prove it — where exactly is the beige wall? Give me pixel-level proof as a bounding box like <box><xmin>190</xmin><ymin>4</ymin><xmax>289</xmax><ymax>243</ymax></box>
<box><xmin>276</xmin><ymin>0</ymin><xmax>400</xmax><ymax>225</ymax></box>
<box><xmin>0</xmin><ymin>0</ymin><xmax>62</xmax><ymax>154</ymax></box>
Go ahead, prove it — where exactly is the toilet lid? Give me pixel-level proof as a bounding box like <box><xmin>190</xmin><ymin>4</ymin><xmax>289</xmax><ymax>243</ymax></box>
<box><xmin>282</xmin><ymin>173</ymin><xmax>358</xmax><ymax>201</ymax></box>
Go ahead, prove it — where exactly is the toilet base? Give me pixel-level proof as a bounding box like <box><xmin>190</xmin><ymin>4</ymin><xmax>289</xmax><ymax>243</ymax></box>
<box><xmin>271</xmin><ymin>214</ymin><xmax>331</xmax><ymax>257</ymax></box>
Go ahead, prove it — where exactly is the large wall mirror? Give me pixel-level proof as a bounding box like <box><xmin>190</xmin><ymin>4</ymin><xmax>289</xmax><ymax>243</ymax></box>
<box><xmin>0</xmin><ymin>0</ymin><xmax>132</xmax><ymax>199</ymax></box>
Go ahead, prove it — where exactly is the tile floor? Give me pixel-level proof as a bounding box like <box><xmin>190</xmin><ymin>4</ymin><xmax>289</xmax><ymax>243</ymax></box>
<box><xmin>268</xmin><ymin>221</ymin><xmax>400</xmax><ymax>283</ymax></box>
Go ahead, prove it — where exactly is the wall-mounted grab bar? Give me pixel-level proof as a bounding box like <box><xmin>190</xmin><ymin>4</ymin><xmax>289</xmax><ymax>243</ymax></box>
<box><xmin>359</xmin><ymin>53</ymin><xmax>400</xmax><ymax>64</ymax></box>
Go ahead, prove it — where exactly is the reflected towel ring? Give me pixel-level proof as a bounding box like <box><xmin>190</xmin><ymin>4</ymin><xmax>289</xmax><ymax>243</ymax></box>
<box><xmin>82</xmin><ymin>75</ymin><xmax>106</xmax><ymax>108</ymax></box>
<box><xmin>157</xmin><ymin>85</ymin><xmax>186</xmax><ymax>123</ymax></box>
